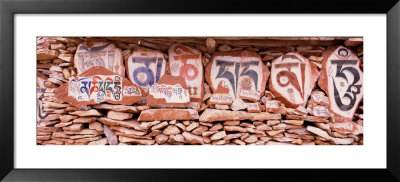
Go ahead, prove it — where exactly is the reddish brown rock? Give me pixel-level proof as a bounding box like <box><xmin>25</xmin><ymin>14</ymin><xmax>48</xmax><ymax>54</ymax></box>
<box><xmin>37</xmin><ymin>49</ymin><xmax>59</xmax><ymax>60</ymax></box>
<box><xmin>155</xmin><ymin>134</ymin><xmax>168</xmax><ymax>144</ymax></box>
<box><xmin>209</xmin><ymin>82</ymin><xmax>234</xmax><ymax>105</ymax></box>
<box><xmin>246</xmin><ymin>102</ymin><xmax>262</xmax><ymax>113</ymax></box>
<box><xmin>205</xmin><ymin>51</ymin><xmax>270</xmax><ymax>101</ymax></box>
<box><xmin>55</xmin><ymin>66</ymin><xmax>144</xmax><ymax>108</ymax></box>
<box><xmin>92</xmin><ymin>104</ymin><xmax>150</xmax><ymax>113</ymax></box>
<box><xmin>182</xmin><ymin>132</ymin><xmax>204</xmax><ymax>144</ymax></box>
<box><xmin>107</xmin><ymin>110</ymin><xmax>133</xmax><ymax>120</ymax></box>
<box><xmin>329</xmin><ymin>122</ymin><xmax>363</xmax><ymax>135</ymax></box>
<box><xmin>265</xmin><ymin>100</ymin><xmax>280</xmax><ymax>113</ymax></box>
<box><xmin>169</xmin><ymin>44</ymin><xmax>204</xmax><ymax>107</ymax></box>
<box><xmin>125</xmin><ymin>46</ymin><xmax>167</xmax><ymax>93</ymax></box>
<box><xmin>147</xmin><ymin>75</ymin><xmax>190</xmax><ymax>108</ymax></box>
<box><xmin>224</xmin><ymin>126</ymin><xmax>247</xmax><ymax>133</ymax></box>
<box><xmin>282</xmin><ymin>120</ymin><xmax>304</xmax><ymax>126</ymax></box>
<box><xmin>239</xmin><ymin>89</ymin><xmax>262</xmax><ymax>102</ymax></box>
<box><xmin>318</xmin><ymin>46</ymin><xmax>363</xmax><ymax>123</ymax></box>
<box><xmin>312</xmin><ymin>106</ymin><xmax>330</xmax><ymax>118</ymax></box>
<box><xmin>199</xmin><ymin>109</ymin><xmax>281</xmax><ymax>122</ymax></box>
<box><xmin>74</xmin><ymin>42</ymin><xmax>124</xmax><ymax>76</ymax></box>
<box><xmin>137</xmin><ymin>109</ymin><xmax>199</xmax><ymax>121</ymax></box>
<box><xmin>72</xmin><ymin>117</ymin><xmax>97</xmax><ymax>124</ymax></box>
<box><xmin>311</xmin><ymin>93</ymin><xmax>329</xmax><ymax>106</ymax></box>
<box><xmin>118</xmin><ymin>136</ymin><xmax>155</xmax><ymax>145</ymax></box>
<box><xmin>163</xmin><ymin>125</ymin><xmax>181</xmax><ymax>135</ymax></box>
<box><xmin>269</xmin><ymin>52</ymin><xmax>319</xmax><ymax>108</ymax></box>
<box><xmin>103</xmin><ymin>125</ymin><xmax>118</xmax><ymax>145</ymax></box>
<box><xmin>286</xmin><ymin>114</ymin><xmax>328</xmax><ymax>123</ymax></box>
<box><xmin>69</xmin><ymin>109</ymin><xmax>102</xmax><ymax>117</ymax></box>
<box><xmin>89</xmin><ymin>122</ymin><xmax>104</xmax><ymax>132</ymax></box>
<box><xmin>210</xmin><ymin>131</ymin><xmax>226</xmax><ymax>140</ymax></box>
<box><xmin>230</xmin><ymin>98</ymin><xmax>247</xmax><ymax>111</ymax></box>
<box><xmin>192</xmin><ymin>125</ymin><xmax>208</xmax><ymax>135</ymax></box>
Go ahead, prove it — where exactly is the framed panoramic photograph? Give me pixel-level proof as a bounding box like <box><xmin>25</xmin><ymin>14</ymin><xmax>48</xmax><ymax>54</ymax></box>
<box><xmin>1</xmin><ymin>0</ymin><xmax>400</xmax><ymax>181</ymax></box>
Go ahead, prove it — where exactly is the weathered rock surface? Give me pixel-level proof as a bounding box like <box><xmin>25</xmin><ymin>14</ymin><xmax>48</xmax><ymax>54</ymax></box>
<box><xmin>169</xmin><ymin>44</ymin><xmax>204</xmax><ymax>106</ymax></box>
<box><xmin>318</xmin><ymin>46</ymin><xmax>363</xmax><ymax>123</ymax></box>
<box><xmin>269</xmin><ymin>52</ymin><xmax>320</xmax><ymax>108</ymax></box>
<box><xmin>147</xmin><ymin>75</ymin><xmax>190</xmax><ymax>108</ymax></box>
<box><xmin>199</xmin><ymin>109</ymin><xmax>281</xmax><ymax>122</ymax></box>
<box><xmin>138</xmin><ymin>109</ymin><xmax>199</xmax><ymax>121</ymax></box>
<box><xmin>74</xmin><ymin>42</ymin><xmax>124</xmax><ymax>76</ymax></box>
<box><xmin>205</xmin><ymin>51</ymin><xmax>270</xmax><ymax>100</ymax></box>
<box><xmin>125</xmin><ymin>46</ymin><xmax>166</xmax><ymax>93</ymax></box>
<box><xmin>55</xmin><ymin>66</ymin><xmax>144</xmax><ymax>108</ymax></box>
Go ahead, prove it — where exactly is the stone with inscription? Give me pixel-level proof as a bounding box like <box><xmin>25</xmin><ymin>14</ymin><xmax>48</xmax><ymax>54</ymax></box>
<box><xmin>247</xmin><ymin>102</ymin><xmax>262</xmax><ymax>113</ymax></box>
<box><xmin>239</xmin><ymin>89</ymin><xmax>262</xmax><ymax>102</ymax></box>
<box><xmin>74</xmin><ymin>42</ymin><xmax>124</xmax><ymax>76</ymax></box>
<box><xmin>265</xmin><ymin>100</ymin><xmax>280</xmax><ymax>113</ymax></box>
<box><xmin>126</xmin><ymin>46</ymin><xmax>167</xmax><ymax>93</ymax></box>
<box><xmin>205</xmin><ymin>51</ymin><xmax>270</xmax><ymax>101</ymax></box>
<box><xmin>318</xmin><ymin>46</ymin><xmax>363</xmax><ymax>123</ymax></box>
<box><xmin>169</xmin><ymin>44</ymin><xmax>204</xmax><ymax>108</ymax></box>
<box><xmin>312</xmin><ymin>106</ymin><xmax>330</xmax><ymax>118</ymax></box>
<box><xmin>269</xmin><ymin>52</ymin><xmax>320</xmax><ymax>108</ymax></box>
<box><xmin>209</xmin><ymin>82</ymin><xmax>234</xmax><ymax>105</ymax></box>
<box><xmin>147</xmin><ymin>74</ymin><xmax>190</xmax><ymax>108</ymax></box>
<box><xmin>55</xmin><ymin>66</ymin><xmax>144</xmax><ymax>108</ymax></box>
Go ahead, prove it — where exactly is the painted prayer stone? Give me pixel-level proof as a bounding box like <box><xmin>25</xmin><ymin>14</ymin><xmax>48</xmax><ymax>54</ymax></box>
<box><xmin>147</xmin><ymin>74</ymin><xmax>190</xmax><ymax>108</ymax></box>
<box><xmin>37</xmin><ymin>72</ymin><xmax>48</xmax><ymax>123</ymax></box>
<box><xmin>74</xmin><ymin>42</ymin><xmax>124</xmax><ymax>76</ymax></box>
<box><xmin>55</xmin><ymin>66</ymin><xmax>144</xmax><ymax>108</ymax></box>
<box><xmin>318</xmin><ymin>46</ymin><xmax>363</xmax><ymax>123</ymax></box>
<box><xmin>265</xmin><ymin>100</ymin><xmax>280</xmax><ymax>113</ymax></box>
<box><xmin>205</xmin><ymin>51</ymin><xmax>269</xmax><ymax>102</ymax></box>
<box><xmin>269</xmin><ymin>52</ymin><xmax>320</xmax><ymax>108</ymax></box>
<box><xmin>312</xmin><ymin>106</ymin><xmax>330</xmax><ymax>118</ymax></box>
<box><xmin>247</xmin><ymin>102</ymin><xmax>262</xmax><ymax>113</ymax></box>
<box><xmin>239</xmin><ymin>89</ymin><xmax>262</xmax><ymax>102</ymax></box>
<box><xmin>169</xmin><ymin>44</ymin><xmax>204</xmax><ymax>108</ymax></box>
<box><xmin>209</xmin><ymin>82</ymin><xmax>234</xmax><ymax>105</ymax></box>
<box><xmin>126</xmin><ymin>46</ymin><xmax>167</xmax><ymax>93</ymax></box>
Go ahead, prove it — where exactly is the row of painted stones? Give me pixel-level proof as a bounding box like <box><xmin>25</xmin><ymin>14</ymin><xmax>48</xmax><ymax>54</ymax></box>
<box><xmin>38</xmin><ymin>37</ymin><xmax>362</xmax><ymax>143</ymax></box>
<box><xmin>49</xmin><ymin>40</ymin><xmax>362</xmax><ymax>124</ymax></box>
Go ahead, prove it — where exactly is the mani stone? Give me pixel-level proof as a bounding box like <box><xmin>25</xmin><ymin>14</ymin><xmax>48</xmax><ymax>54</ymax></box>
<box><xmin>246</xmin><ymin>102</ymin><xmax>262</xmax><ymax>113</ymax></box>
<box><xmin>169</xmin><ymin>44</ymin><xmax>204</xmax><ymax>108</ymax></box>
<box><xmin>199</xmin><ymin>109</ymin><xmax>281</xmax><ymax>122</ymax></box>
<box><xmin>209</xmin><ymin>82</ymin><xmax>234</xmax><ymax>105</ymax></box>
<box><xmin>265</xmin><ymin>100</ymin><xmax>280</xmax><ymax>113</ymax></box>
<box><xmin>311</xmin><ymin>106</ymin><xmax>330</xmax><ymax>118</ymax></box>
<box><xmin>147</xmin><ymin>74</ymin><xmax>190</xmax><ymax>108</ymax></box>
<box><xmin>269</xmin><ymin>52</ymin><xmax>320</xmax><ymax>108</ymax></box>
<box><xmin>125</xmin><ymin>46</ymin><xmax>167</xmax><ymax>93</ymax></box>
<box><xmin>55</xmin><ymin>66</ymin><xmax>144</xmax><ymax>108</ymax></box>
<box><xmin>74</xmin><ymin>42</ymin><xmax>124</xmax><ymax>76</ymax></box>
<box><xmin>318</xmin><ymin>46</ymin><xmax>363</xmax><ymax>123</ymax></box>
<box><xmin>138</xmin><ymin>109</ymin><xmax>199</xmax><ymax>121</ymax></box>
<box><xmin>205</xmin><ymin>50</ymin><xmax>270</xmax><ymax>101</ymax></box>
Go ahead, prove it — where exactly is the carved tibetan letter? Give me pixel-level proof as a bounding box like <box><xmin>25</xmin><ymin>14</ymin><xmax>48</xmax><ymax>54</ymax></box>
<box><xmin>169</xmin><ymin>44</ymin><xmax>204</xmax><ymax>109</ymax></box>
<box><xmin>126</xmin><ymin>47</ymin><xmax>167</xmax><ymax>93</ymax></box>
<box><xmin>269</xmin><ymin>52</ymin><xmax>320</xmax><ymax>108</ymax></box>
<box><xmin>318</xmin><ymin>46</ymin><xmax>363</xmax><ymax>123</ymax></box>
<box><xmin>205</xmin><ymin>51</ymin><xmax>269</xmax><ymax>101</ymax></box>
<box><xmin>74</xmin><ymin>42</ymin><xmax>124</xmax><ymax>76</ymax></box>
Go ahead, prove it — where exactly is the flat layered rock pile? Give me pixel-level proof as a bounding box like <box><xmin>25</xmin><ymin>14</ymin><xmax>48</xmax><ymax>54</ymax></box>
<box><xmin>36</xmin><ymin>37</ymin><xmax>363</xmax><ymax>145</ymax></box>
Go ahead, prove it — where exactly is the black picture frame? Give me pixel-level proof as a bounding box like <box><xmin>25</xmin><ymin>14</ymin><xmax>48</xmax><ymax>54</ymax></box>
<box><xmin>1</xmin><ymin>0</ymin><xmax>399</xmax><ymax>181</ymax></box>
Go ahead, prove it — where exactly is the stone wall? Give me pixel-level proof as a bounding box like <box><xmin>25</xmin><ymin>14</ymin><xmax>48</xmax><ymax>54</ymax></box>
<box><xmin>36</xmin><ymin>37</ymin><xmax>363</xmax><ymax>145</ymax></box>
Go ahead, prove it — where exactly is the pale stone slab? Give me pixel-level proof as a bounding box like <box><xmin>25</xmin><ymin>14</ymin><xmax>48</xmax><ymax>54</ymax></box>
<box><xmin>137</xmin><ymin>109</ymin><xmax>199</xmax><ymax>121</ymax></box>
<box><xmin>199</xmin><ymin>109</ymin><xmax>281</xmax><ymax>122</ymax></box>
